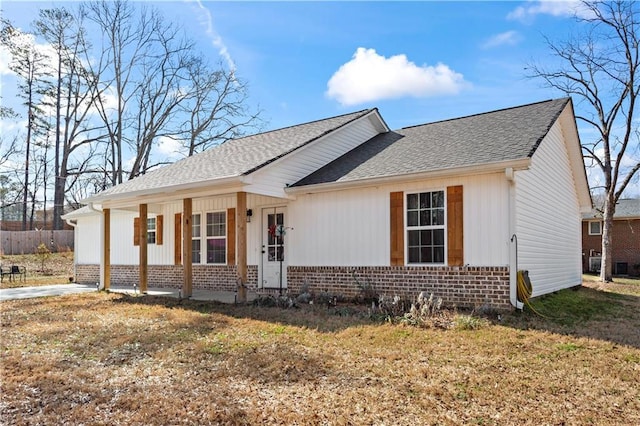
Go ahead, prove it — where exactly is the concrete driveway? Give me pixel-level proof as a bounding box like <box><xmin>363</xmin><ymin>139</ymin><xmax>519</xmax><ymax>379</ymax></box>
<box><xmin>0</xmin><ymin>284</ymin><xmax>97</xmax><ymax>301</ymax></box>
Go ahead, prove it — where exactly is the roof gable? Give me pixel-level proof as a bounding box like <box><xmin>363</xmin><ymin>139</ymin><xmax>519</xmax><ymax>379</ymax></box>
<box><xmin>293</xmin><ymin>98</ymin><xmax>570</xmax><ymax>187</ymax></box>
<box><xmin>84</xmin><ymin>109</ymin><xmax>375</xmax><ymax>203</ymax></box>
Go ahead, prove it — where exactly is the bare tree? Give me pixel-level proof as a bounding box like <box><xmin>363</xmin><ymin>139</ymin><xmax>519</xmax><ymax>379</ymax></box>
<box><xmin>529</xmin><ymin>0</ymin><xmax>640</xmax><ymax>282</ymax></box>
<box><xmin>84</xmin><ymin>0</ymin><xmax>162</xmax><ymax>185</ymax></box>
<box><xmin>181</xmin><ymin>59</ymin><xmax>262</xmax><ymax>156</ymax></box>
<box><xmin>128</xmin><ymin>12</ymin><xmax>195</xmax><ymax>177</ymax></box>
<box><xmin>1</xmin><ymin>19</ymin><xmax>51</xmax><ymax>230</ymax></box>
<box><xmin>35</xmin><ymin>7</ymin><xmax>104</xmax><ymax>229</ymax></box>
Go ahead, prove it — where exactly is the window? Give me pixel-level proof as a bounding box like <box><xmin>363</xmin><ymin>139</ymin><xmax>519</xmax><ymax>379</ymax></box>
<box><xmin>147</xmin><ymin>218</ymin><xmax>156</xmax><ymax>244</ymax></box>
<box><xmin>206</xmin><ymin>212</ymin><xmax>226</xmax><ymax>264</ymax></box>
<box><xmin>406</xmin><ymin>190</ymin><xmax>445</xmax><ymax>264</ymax></box>
<box><xmin>192</xmin><ymin>214</ymin><xmax>201</xmax><ymax>263</ymax></box>
<box><xmin>589</xmin><ymin>221</ymin><xmax>602</xmax><ymax>235</ymax></box>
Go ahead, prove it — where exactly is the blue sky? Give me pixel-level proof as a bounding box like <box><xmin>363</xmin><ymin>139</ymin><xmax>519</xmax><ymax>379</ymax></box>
<box><xmin>1</xmin><ymin>0</ymin><xmax>638</xmax><ymax>196</ymax></box>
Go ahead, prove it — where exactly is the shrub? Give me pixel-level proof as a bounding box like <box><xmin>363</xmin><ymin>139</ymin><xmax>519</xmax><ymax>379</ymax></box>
<box><xmin>35</xmin><ymin>243</ymin><xmax>51</xmax><ymax>273</ymax></box>
<box><xmin>453</xmin><ymin>314</ymin><xmax>489</xmax><ymax>330</ymax></box>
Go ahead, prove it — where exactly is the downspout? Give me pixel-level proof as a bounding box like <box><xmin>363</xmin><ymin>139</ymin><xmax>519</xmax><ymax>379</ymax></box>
<box><xmin>88</xmin><ymin>202</ymin><xmax>106</xmax><ymax>290</ymax></box>
<box><xmin>87</xmin><ymin>202</ymin><xmax>102</xmax><ymax>213</ymax></box>
<box><xmin>506</xmin><ymin>167</ymin><xmax>524</xmax><ymax>310</ymax></box>
<box><xmin>65</xmin><ymin>218</ymin><xmax>77</xmax><ymax>284</ymax></box>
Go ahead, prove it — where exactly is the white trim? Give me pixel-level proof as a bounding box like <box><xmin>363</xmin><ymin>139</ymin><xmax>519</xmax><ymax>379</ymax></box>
<box><xmin>404</xmin><ymin>188</ymin><xmax>447</xmax><ymax>266</ymax></box>
<box><xmin>588</xmin><ymin>220</ymin><xmax>602</xmax><ymax>236</ymax></box>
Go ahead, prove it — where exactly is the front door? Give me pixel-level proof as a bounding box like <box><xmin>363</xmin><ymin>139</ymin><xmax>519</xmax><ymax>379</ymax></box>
<box><xmin>261</xmin><ymin>207</ymin><xmax>287</xmax><ymax>290</ymax></box>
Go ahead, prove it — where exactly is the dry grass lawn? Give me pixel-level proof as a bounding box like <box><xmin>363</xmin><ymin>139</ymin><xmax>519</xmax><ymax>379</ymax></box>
<box><xmin>1</xmin><ymin>281</ymin><xmax>639</xmax><ymax>425</ymax></box>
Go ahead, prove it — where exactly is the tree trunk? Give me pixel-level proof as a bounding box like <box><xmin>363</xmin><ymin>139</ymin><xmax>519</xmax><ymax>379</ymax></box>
<box><xmin>600</xmin><ymin>193</ymin><xmax>616</xmax><ymax>282</ymax></box>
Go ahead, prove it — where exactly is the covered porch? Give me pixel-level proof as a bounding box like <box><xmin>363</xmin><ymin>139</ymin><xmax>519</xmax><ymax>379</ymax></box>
<box><xmin>95</xmin><ymin>188</ymin><xmax>292</xmax><ymax>302</ymax></box>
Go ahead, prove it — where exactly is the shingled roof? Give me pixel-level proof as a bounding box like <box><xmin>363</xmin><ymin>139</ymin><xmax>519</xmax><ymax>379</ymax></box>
<box><xmin>293</xmin><ymin>98</ymin><xmax>571</xmax><ymax>187</ymax></box>
<box><xmin>583</xmin><ymin>198</ymin><xmax>640</xmax><ymax>220</ymax></box>
<box><xmin>84</xmin><ymin>108</ymin><xmax>374</xmax><ymax>202</ymax></box>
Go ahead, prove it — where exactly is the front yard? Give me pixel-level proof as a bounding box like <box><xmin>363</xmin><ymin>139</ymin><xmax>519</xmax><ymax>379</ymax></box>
<box><xmin>1</xmin><ymin>279</ymin><xmax>639</xmax><ymax>425</ymax></box>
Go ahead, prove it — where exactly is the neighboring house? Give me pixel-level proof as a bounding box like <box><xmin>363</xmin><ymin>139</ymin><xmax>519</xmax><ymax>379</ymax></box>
<box><xmin>582</xmin><ymin>198</ymin><xmax>640</xmax><ymax>276</ymax></box>
<box><xmin>63</xmin><ymin>98</ymin><xmax>591</xmax><ymax>309</ymax></box>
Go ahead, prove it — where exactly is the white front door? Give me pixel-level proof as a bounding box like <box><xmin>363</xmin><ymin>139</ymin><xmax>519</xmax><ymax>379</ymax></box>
<box><xmin>261</xmin><ymin>207</ymin><xmax>287</xmax><ymax>290</ymax></box>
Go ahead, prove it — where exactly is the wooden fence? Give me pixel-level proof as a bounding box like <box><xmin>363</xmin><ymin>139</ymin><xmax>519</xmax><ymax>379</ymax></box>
<box><xmin>1</xmin><ymin>230</ymin><xmax>74</xmax><ymax>255</ymax></box>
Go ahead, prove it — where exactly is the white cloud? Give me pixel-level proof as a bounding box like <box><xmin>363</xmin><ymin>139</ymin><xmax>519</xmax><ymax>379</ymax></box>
<box><xmin>157</xmin><ymin>136</ymin><xmax>186</xmax><ymax>160</ymax></box>
<box><xmin>326</xmin><ymin>48</ymin><xmax>468</xmax><ymax>106</ymax></box>
<box><xmin>188</xmin><ymin>0</ymin><xmax>236</xmax><ymax>72</ymax></box>
<box><xmin>482</xmin><ymin>31</ymin><xmax>522</xmax><ymax>49</ymax></box>
<box><xmin>0</xmin><ymin>46</ymin><xmax>14</xmax><ymax>76</ymax></box>
<box><xmin>507</xmin><ymin>0</ymin><xmax>593</xmax><ymax>21</ymax></box>
<box><xmin>507</xmin><ymin>0</ymin><xmax>596</xmax><ymax>21</ymax></box>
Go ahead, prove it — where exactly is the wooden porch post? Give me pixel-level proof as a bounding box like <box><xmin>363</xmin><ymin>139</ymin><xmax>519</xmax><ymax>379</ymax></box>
<box><xmin>182</xmin><ymin>198</ymin><xmax>193</xmax><ymax>297</ymax></box>
<box><xmin>101</xmin><ymin>208</ymin><xmax>111</xmax><ymax>290</ymax></box>
<box><xmin>139</xmin><ymin>204</ymin><xmax>148</xmax><ymax>293</ymax></box>
<box><xmin>236</xmin><ymin>191</ymin><xmax>248</xmax><ymax>302</ymax></box>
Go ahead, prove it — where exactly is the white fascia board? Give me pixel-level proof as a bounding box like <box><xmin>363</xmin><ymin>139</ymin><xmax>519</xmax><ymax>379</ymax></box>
<box><xmin>559</xmin><ymin>102</ymin><xmax>592</xmax><ymax>213</ymax></box>
<box><xmin>285</xmin><ymin>158</ymin><xmax>531</xmax><ymax>194</ymax></box>
<box><xmin>82</xmin><ymin>175</ymin><xmax>247</xmax><ymax>206</ymax></box>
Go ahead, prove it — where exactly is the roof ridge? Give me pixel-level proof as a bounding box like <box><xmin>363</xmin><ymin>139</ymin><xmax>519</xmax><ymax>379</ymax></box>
<box><xmin>399</xmin><ymin>97</ymin><xmax>570</xmax><ymax>130</ymax></box>
<box><xmin>234</xmin><ymin>108</ymin><xmax>374</xmax><ymax>141</ymax></box>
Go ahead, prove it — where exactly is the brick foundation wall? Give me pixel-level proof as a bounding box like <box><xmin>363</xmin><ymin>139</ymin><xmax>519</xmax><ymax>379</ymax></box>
<box><xmin>74</xmin><ymin>264</ymin><xmax>258</xmax><ymax>291</ymax></box>
<box><xmin>75</xmin><ymin>263</ymin><xmax>512</xmax><ymax>309</ymax></box>
<box><xmin>287</xmin><ymin>266</ymin><xmax>511</xmax><ymax>309</ymax></box>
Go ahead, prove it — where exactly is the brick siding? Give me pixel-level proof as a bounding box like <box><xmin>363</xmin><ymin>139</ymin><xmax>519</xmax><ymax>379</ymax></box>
<box><xmin>75</xmin><ymin>264</ymin><xmax>511</xmax><ymax>309</ymax></box>
<box><xmin>582</xmin><ymin>219</ymin><xmax>640</xmax><ymax>276</ymax></box>
<box><xmin>288</xmin><ymin>266</ymin><xmax>511</xmax><ymax>310</ymax></box>
<box><xmin>75</xmin><ymin>264</ymin><xmax>258</xmax><ymax>290</ymax></box>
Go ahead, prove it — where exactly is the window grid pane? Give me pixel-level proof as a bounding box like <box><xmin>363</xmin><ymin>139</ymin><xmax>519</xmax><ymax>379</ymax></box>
<box><xmin>406</xmin><ymin>191</ymin><xmax>446</xmax><ymax>264</ymax></box>
<box><xmin>204</xmin><ymin>211</ymin><xmax>226</xmax><ymax>264</ymax></box>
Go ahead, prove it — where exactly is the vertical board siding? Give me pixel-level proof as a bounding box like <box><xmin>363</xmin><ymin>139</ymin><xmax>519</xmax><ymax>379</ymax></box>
<box><xmin>288</xmin><ymin>173</ymin><xmax>509</xmax><ymax>267</ymax></box>
<box><xmin>74</xmin><ymin>174</ymin><xmax>511</xmax><ymax>269</ymax></box>
<box><xmin>515</xmin><ymin>122</ymin><xmax>582</xmax><ymax>296</ymax></box>
<box><xmin>247</xmin><ymin>118</ymin><xmax>382</xmax><ymax>197</ymax></box>
<box><xmin>76</xmin><ymin>215</ymin><xmax>100</xmax><ymax>264</ymax></box>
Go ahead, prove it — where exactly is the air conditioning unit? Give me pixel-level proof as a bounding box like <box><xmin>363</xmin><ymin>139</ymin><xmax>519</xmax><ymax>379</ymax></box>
<box><xmin>589</xmin><ymin>256</ymin><xmax>602</xmax><ymax>273</ymax></box>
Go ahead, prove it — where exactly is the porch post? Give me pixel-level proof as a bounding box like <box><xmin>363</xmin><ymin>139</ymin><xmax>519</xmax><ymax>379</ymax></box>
<box><xmin>139</xmin><ymin>204</ymin><xmax>148</xmax><ymax>294</ymax></box>
<box><xmin>100</xmin><ymin>208</ymin><xmax>111</xmax><ymax>290</ymax></box>
<box><xmin>182</xmin><ymin>198</ymin><xmax>193</xmax><ymax>297</ymax></box>
<box><xmin>236</xmin><ymin>191</ymin><xmax>248</xmax><ymax>302</ymax></box>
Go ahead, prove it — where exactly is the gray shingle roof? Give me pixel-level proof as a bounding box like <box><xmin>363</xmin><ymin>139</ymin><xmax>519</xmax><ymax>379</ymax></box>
<box><xmin>86</xmin><ymin>109</ymin><xmax>373</xmax><ymax>201</ymax></box>
<box><xmin>584</xmin><ymin>198</ymin><xmax>640</xmax><ymax>219</ymax></box>
<box><xmin>293</xmin><ymin>98</ymin><xmax>570</xmax><ymax>187</ymax></box>
<box><xmin>615</xmin><ymin>198</ymin><xmax>640</xmax><ymax>218</ymax></box>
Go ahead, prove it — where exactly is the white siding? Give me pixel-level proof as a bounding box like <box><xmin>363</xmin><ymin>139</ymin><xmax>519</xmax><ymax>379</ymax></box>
<box><xmin>75</xmin><ymin>215</ymin><xmax>100</xmax><ymax>264</ymax></box>
<box><xmin>288</xmin><ymin>173</ymin><xmax>510</xmax><ymax>267</ymax></box>
<box><xmin>514</xmin><ymin>121</ymin><xmax>583</xmax><ymax>296</ymax></box>
<box><xmin>75</xmin><ymin>173</ymin><xmax>513</xmax><ymax>269</ymax></box>
<box><xmin>247</xmin><ymin>117</ymin><xmax>382</xmax><ymax>198</ymax></box>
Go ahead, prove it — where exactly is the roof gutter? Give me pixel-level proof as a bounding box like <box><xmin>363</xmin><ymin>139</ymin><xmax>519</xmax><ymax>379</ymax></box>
<box><xmin>285</xmin><ymin>158</ymin><xmax>531</xmax><ymax>195</ymax></box>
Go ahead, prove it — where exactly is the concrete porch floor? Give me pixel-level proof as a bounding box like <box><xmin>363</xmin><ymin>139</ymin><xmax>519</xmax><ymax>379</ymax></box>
<box><xmin>106</xmin><ymin>285</ymin><xmax>259</xmax><ymax>304</ymax></box>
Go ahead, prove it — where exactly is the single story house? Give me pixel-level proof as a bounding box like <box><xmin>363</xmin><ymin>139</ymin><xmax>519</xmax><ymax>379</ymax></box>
<box><xmin>63</xmin><ymin>98</ymin><xmax>591</xmax><ymax>309</ymax></box>
<box><xmin>582</xmin><ymin>198</ymin><xmax>640</xmax><ymax>276</ymax></box>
